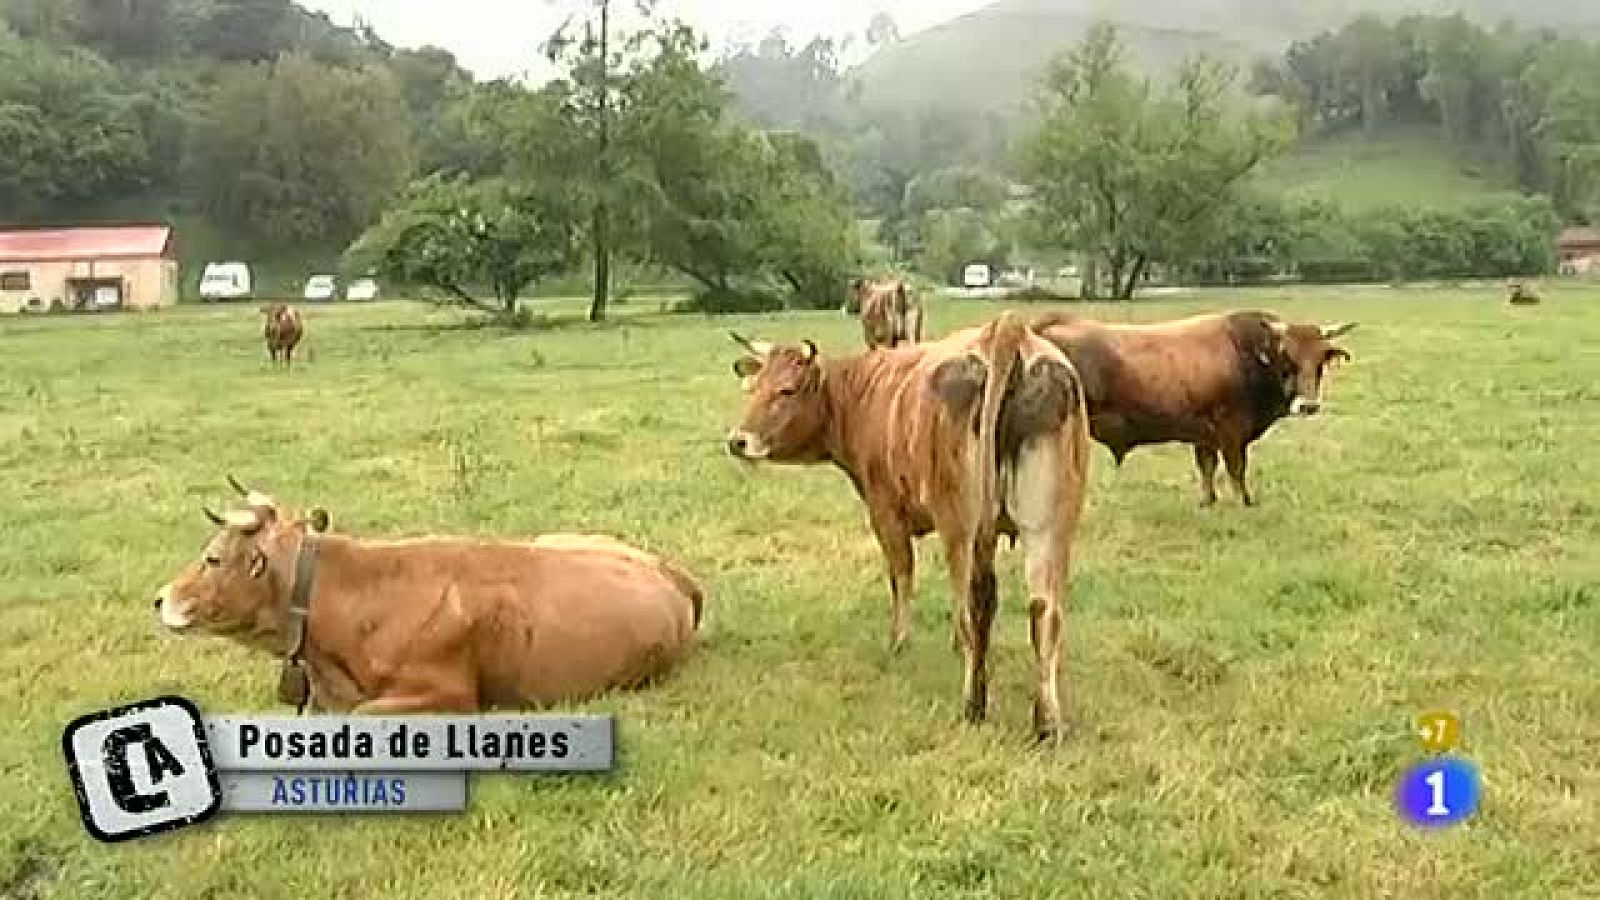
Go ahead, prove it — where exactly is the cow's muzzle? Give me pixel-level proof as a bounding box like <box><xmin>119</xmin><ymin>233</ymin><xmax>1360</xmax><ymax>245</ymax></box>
<box><xmin>725</xmin><ymin>430</ymin><xmax>768</xmax><ymax>460</ymax></box>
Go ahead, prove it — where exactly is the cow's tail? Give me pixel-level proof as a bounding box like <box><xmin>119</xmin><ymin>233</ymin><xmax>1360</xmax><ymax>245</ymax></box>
<box><xmin>972</xmin><ymin>311</ymin><xmax>1027</xmax><ymax>559</ymax></box>
<box><xmin>656</xmin><ymin>557</ymin><xmax>706</xmax><ymax>630</ymax></box>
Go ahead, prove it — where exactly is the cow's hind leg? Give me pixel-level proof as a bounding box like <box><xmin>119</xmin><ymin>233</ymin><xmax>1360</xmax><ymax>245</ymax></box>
<box><xmin>1221</xmin><ymin>440</ymin><xmax>1254</xmax><ymax>506</ymax></box>
<box><xmin>1193</xmin><ymin>444</ymin><xmax>1220</xmax><ymax>506</ymax></box>
<box><xmin>868</xmin><ymin>511</ymin><xmax>916</xmax><ymax>655</ymax></box>
<box><xmin>1008</xmin><ymin>436</ymin><xmax>1088</xmax><ymax>741</ymax></box>
<box><xmin>940</xmin><ymin>526</ymin><xmax>992</xmax><ymax>724</ymax></box>
<box><xmin>1003</xmin><ymin>356</ymin><xmax>1091</xmax><ymax>741</ymax></box>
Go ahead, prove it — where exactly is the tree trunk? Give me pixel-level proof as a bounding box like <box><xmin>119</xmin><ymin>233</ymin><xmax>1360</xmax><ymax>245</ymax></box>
<box><xmin>1107</xmin><ymin>250</ymin><xmax>1127</xmax><ymax>301</ymax></box>
<box><xmin>1080</xmin><ymin>254</ymin><xmax>1099</xmax><ymax>301</ymax></box>
<box><xmin>590</xmin><ymin>211</ymin><xmax>610</xmax><ymax>322</ymax></box>
<box><xmin>499</xmin><ymin>279</ymin><xmax>521</xmax><ymax>318</ymax></box>
<box><xmin>587</xmin><ymin>0</ymin><xmax>612</xmax><ymax>324</ymax></box>
<box><xmin>1118</xmin><ymin>255</ymin><xmax>1148</xmax><ymax>300</ymax></box>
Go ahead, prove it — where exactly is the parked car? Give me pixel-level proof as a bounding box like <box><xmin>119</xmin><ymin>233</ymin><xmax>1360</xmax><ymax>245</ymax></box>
<box><xmin>344</xmin><ymin>277</ymin><xmax>379</xmax><ymax>301</ymax></box>
<box><xmin>199</xmin><ymin>261</ymin><xmax>253</xmax><ymax>302</ymax></box>
<box><xmin>303</xmin><ymin>275</ymin><xmax>338</xmax><ymax>302</ymax></box>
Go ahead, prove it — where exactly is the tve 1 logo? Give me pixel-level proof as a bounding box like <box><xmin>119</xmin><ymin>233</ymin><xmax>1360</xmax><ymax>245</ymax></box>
<box><xmin>61</xmin><ymin>696</ymin><xmax>222</xmax><ymax>843</ymax></box>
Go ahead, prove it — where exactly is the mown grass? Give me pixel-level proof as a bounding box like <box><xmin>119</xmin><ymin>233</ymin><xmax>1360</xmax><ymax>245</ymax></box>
<box><xmin>1</xmin><ymin>285</ymin><xmax>1597</xmax><ymax>898</ymax></box>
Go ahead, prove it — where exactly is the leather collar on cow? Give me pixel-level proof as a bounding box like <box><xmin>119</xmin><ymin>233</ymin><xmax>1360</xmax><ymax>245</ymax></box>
<box><xmin>275</xmin><ymin>533</ymin><xmax>321</xmax><ymax>714</ymax></box>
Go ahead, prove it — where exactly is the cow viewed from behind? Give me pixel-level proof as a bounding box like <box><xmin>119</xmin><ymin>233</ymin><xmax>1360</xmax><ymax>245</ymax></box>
<box><xmin>260</xmin><ymin>303</ymin><xmax>304</xmax><ymax>368</ymax></box>
<box><xmin>724</xmin><ymin>312</ymin><xmax>1091</xmax><ymax>739</ymax></box>
<box><xmin>154</xmin><ymin>478</ymin><xmax>705</xmax><ymax>713</ymax></box>
<box><xmin>1033</xmin><ymin>310</ymin><xmax>1356</xmax><ymax>506</ymax></box>
<box><xmin>850</xmin><ymin>277</ymin><xmax>924</xmax><ymax>349</ymax></box>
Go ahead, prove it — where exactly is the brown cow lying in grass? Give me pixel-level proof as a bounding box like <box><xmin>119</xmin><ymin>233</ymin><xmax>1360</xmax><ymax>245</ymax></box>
<box><xmin>725</xmin><ymin>313</ymin><xmax>1091</xmax><ymax>739</ymax></box>
<box><xmin>154</xmin><ymin>479</ymin><xmax>705</xmax><ymax>713</ymax></box>
<box><xmin>260</xmin><ymin>304</ymin><xmax>304</xmax><ymax>368</ymax></box>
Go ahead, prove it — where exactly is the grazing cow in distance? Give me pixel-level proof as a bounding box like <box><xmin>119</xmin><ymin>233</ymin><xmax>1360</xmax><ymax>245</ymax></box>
<box><xmin>260</xmin><ymin>303</ymin><xmax>303</xmax><ymax>368</ymax></box>
<box><xmin>1032</xmin><ymin>310</ymin><xmax>1357</xmax><ymax>506</ymax></box>
<box><xmin>1508</xmin><ymin>280</ymin><xmax>1541</xmax><ymax>305</ymax></box>
<box><xmin>725</xmin><ymin>312</ymin><xmax>1092</xmax><ymax>739</ymax></box>
<box><xmin>154</xmin><ymin>478</ymin><xmax>705</xmax><ymax>713</ymax></box>
<box><xmin>850</xmin><ymin>277</ymin><xmax>924</xmax><ymax>349</ymax></box>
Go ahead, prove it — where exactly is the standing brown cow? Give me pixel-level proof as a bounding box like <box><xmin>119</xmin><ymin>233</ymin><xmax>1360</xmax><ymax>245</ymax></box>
<box><xmin>725</xmin><ymin>312</ymin><xmax>1091</xmax><ymax>739</ymax></box>
<box><xmin>1033</xmin><ymin>310</ymin><xmax>1356</xmax><ymax>506</ymax></box>
<box><xmin>850</xmin><ymin>277</ymin><xmax>924</xmax><ymax>349</ymax></box>
<box><xmin>260</xmin><ymin>303</ymin><xmax>304</xmax><ymax>368</ymax></box>
<box><xmin>154</xmin><ymin>479</ymin><xmax>705</xmax><ymax>713</ymax></box>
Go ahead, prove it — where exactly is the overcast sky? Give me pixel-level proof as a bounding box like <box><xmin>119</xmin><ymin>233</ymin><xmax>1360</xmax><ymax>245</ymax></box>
<box><xmin>299</xmin><ymin>0</ymin><xmax>991</xmax><ymax>80</ymax></box>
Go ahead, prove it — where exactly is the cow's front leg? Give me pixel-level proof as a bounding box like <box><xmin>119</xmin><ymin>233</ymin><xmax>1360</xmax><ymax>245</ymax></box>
<box><xmin>867</xmin><ymin>511</ymin><xmax>915</xmax><ymax>655</ymax></box>
<box><xmin>1221</xmin><ymin>441</ymin><xmax>1254</xmax><ymax>506</ymax></box>
<box><xmin>1193</xmin><ymin>444</ymin><xmax>1219</xmax><ymax>506</ymax></box>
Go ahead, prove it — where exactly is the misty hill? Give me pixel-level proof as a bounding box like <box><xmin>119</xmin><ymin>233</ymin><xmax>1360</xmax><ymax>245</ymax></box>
<box><xmin>849</xmin><ymin>0</ymin><xmax>1600</xmax><ymax>117</ymax></box>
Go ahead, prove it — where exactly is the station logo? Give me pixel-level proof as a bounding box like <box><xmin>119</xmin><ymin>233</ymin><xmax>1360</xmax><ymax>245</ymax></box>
<box><xmin>61</xmin><ymin>695</ymin><xmax>223</xmax><ymax>844</ymax></box>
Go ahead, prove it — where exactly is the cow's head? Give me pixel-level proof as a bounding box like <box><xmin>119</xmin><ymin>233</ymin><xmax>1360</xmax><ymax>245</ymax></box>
<box><xmin>844</xmin><ymin>278</ymin><xmax>867</xmax><ymax>315</ymax></box>
<box><xmin>154</xmin><ymin>476</ymin><xmax>331</xmax><ymax>652</ymax></box>
<box><xmin>1266</xmin><ymin>320</ymin><xmax>1356</xmax><ymax>416</ymax></box>
<box><xmin>724</xmin><ymin>331</ymin><xmax>828</xmax><ymax>463</ymax></box>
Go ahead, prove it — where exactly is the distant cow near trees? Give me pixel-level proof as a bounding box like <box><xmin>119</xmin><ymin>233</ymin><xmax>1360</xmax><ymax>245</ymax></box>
<box><xmin>260</xmin><ymin>304</ymin><xmax>304</xmax><ymax>368</ymax></box>
<box><xmin>850</xmin><ymin>277</ymin><xmax>924</xmax><ymax>349</ymax></box>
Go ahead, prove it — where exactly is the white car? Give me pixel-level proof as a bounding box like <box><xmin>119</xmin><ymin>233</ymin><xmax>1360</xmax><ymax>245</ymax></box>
<box><xmin>344</xmin><ymin>278</ymin><xmax>379</xmax><ymax>301</ymax></box>
<box><xmin>303</xmin><ymin>275</ymin><xmax>338</xmax><ymax>302</ymax></box>
<box><xmin>199</xmin><ymin>262</ymin><xmax>253</xmax><ymax>302</ymax></box>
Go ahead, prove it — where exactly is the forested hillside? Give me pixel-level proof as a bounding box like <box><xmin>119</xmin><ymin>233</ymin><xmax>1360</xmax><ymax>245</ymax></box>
<box><xmin>0</xmin><ymin>0</ymin><xmax>482</xmax><ymax>282</ymax></box>
<box><xmin>847</xmin><ymin>0</ymin><xmax>1600</xmax><ymax>117</ymax></box>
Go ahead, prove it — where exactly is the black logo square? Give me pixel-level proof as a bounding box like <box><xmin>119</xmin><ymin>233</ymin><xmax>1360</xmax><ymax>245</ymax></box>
<box><xmin>61</xmin><ymin>695</ymin><xmax>222</xmax><ymax>843</ymax></box>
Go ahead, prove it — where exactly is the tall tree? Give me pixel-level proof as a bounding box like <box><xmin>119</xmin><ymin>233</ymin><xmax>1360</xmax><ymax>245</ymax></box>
<box><xmin>186</xmin><ymin>53</ymin><xmax>414</xmax><ymax>244</ymax></box>
<box><xmin>545</xmin><ymin>0</ymin><xmax>660</xmax><ymax>322</ymax></box>
<box><xmin>1021</xmin><ymin>23</ymin><xmax>1290</xmax><ymax>299</ymax></box>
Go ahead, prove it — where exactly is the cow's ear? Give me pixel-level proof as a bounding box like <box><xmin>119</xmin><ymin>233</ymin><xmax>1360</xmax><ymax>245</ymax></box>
<box><xmin>732</xmin><ymin>355</ymin><xmax>762</xmax><ymax>379</ymax></box>
<box><xmin>308</xmin><ymin>507</ymin><xmax>331</xmax><ymax>534</ymax></box>
<box><xmin>800</xmin><ymin>340</ymin><xmax>818</xmax><ymax>363</ymax></box>
<box><xmin>932</xmin><ymin>354</ymin><xmax>987</xmax><ymax>419</ymax></box>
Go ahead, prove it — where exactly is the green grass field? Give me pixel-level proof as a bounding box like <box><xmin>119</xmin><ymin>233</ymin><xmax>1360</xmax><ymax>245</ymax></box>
<box><xmin>2</xmin><ymin>287</ymin><xmax>1597</xmax><ymax>898</ymax></box>
<box><xmin>1254</xmin><ymin>128</ymin><xmax>1519</xmax><ymax>213</ymax></box>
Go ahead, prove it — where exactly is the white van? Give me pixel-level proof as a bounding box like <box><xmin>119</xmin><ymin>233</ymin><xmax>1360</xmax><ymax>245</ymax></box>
<box><xmin>199</xmin><ymin>262</ymin><xmax>253</xmax><ymax>302</ymax></box>
<box><xmin>344</xmin><ymin>277</ymin><xmax>379</xmax><ymax>301</ymax></box>
<box><xmin>302</xmin><ymin>274</ymin><xmax>338</xmax><ymax>302</ymax></box>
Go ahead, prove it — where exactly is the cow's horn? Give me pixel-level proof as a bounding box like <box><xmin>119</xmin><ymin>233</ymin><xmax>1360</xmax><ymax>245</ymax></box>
<box><xmin>1322</xmin><ymin>321</ymin><xmax>1357</xmax><ymax>339</ymax></box>
<box><xmin>227</xmin><ymin>474</ymin><xmax>251</xmax><ymax>497</ymax></box>
<box><xmin>728</xmin><ymin>331</ymin><xmax>772</xmax><ymax>357</ymax></box>
<box><xmin>203</xmin><ymin>506</ymin><xmax>226</xmax><ymax>526</ymax></box>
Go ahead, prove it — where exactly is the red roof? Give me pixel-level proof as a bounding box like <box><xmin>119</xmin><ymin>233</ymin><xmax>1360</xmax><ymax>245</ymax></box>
<box><xmin>0</xmin><ymin>226</ymin><xmax>173</xmax><ymax>263</ymax></box>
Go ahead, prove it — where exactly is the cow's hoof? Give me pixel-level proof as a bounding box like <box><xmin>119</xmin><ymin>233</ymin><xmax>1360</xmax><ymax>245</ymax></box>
<box><xmin>1199</xmin><ymin>495</ymin><xmax>1217</xmax><ymax>508</ymax></box>
<box><xmin>888</xmin><ymin>635</ymin><xmax>909</xmax><ymax>657</ymax></box>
